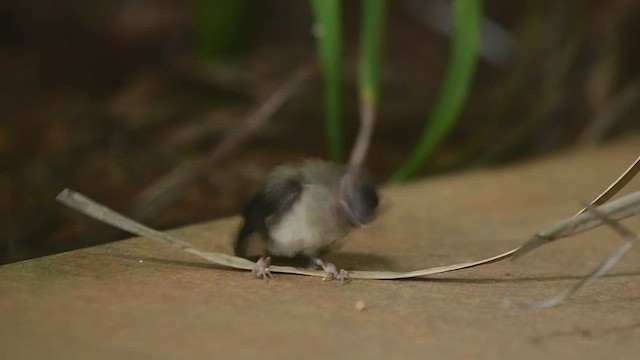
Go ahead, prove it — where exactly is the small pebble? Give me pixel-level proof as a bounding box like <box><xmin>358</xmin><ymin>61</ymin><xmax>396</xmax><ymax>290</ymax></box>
<box><xmin>139</xmin><ymin>260</ymin><xmax>144</xmax><ymax>263</ymax></box>
<box><xmin>355</xmin><ymin>300</ymin><xmax>366</xmax><ymax>311</ymax></box>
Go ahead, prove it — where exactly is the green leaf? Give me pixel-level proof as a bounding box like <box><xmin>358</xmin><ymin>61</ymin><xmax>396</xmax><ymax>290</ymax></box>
<box><xmin>311</xmin><ymin>0</ymin><xmax>345</xmax><ymax>162</ymax></box>
<box><xmin>391</xmin><ymin>0</ymin><xmax>483</xmax><ymax>182</ymax></box>
<box><xmin>359</xmin><ymin>0</ymin><xmax>387</xmax><ymax>104</ymax></box>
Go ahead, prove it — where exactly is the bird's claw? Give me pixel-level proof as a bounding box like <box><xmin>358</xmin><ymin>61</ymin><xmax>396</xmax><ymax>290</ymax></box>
<box><xmin>322</xmin><ymin>269</ymin><xmax>351</xmax><ymax>284</ymax></box>
<box><xmin>252</xmin><ymin>256</ymin><xmax>273</xmax><ymax>282</ymax></box>
<box><xmin>316</xmin><ymin>259</ymin><xmax>351</xmax><ymax>284</ymax></box>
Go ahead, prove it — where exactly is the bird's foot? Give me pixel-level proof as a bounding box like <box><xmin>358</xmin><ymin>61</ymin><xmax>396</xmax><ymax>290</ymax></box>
<box><xmin>252</xmin><ymin>256</ymin><xmax>273</xmax><ymax>282</ymax></box>
<box><xmin>314</xmin><ymin>258</ymin><xmax>351</xmax><ymax>284</ymax></box>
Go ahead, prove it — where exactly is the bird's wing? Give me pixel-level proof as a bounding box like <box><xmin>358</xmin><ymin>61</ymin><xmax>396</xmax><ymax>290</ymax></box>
<box><xmin>234</xmin><ymin>170</ymin><xmax>304</xmax><ymax>257</ymax></box>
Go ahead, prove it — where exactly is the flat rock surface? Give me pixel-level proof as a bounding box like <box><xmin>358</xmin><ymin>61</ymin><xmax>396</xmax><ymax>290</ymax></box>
<box><xmin>2</xmin><ymin>135</ymin><xmax>640</xmax><ymax>359</ymax></box>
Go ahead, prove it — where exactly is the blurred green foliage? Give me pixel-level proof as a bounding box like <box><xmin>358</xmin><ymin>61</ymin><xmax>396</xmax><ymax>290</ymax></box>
<box><xmin>194</xmin><ymin>0</ymin><xmax>484</xmax><ymax>179</ymax></box>
<box><xmin>359</xmin><ymin>0</ymin><xmax>386</xmax><ymax>106</ymax></box>
<box><xmin>194</xmin><ymin>0</ymin><xmax>247</xmax><ymax>58</ymax></box>
<box><xmin>392</xmin><ymin>0</ymin><xmax>483</xmax><ymax>182</ymax></box>
<box><xmin>311</xmin><ymin>0</ymin><xmax>345</xmax><ymax>163</ymax></box>
<box><xmin>309</xmin><ymin>0</ymin><xmax>482</xmax><ymax>180</ymax></box>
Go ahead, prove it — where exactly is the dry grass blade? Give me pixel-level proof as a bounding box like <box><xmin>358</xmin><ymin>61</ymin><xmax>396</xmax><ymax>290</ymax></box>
<box><xmin>57</xmin><ymin>189</ymin><xmax>255</xmax><ymax>270</ymax></box>
<box><xmin>349</xmin><ymin>0</ymin><xmax>386</xmax><ymax>167</ymax></box>
<box><xmin>348</xmin><ymin>99</ymin><xmax>376</xmax><ymax>167</ymax></box>
<box><xmin>57</xmin><ymin>189</ymin><xmax>640</xmax><ymax>280</ymax></box>
<box><xmin>505</xmin><ymin>203</ymin><xmax>639</xmax><ymax>310</ymax></box>
<box><xmin>56</xmin><ymin>188</ymin><xmax>516</xmax><ymax>279</ymax></box>
<box><xmin>575</xmin><ymin>154</ymin><xmax>640</xmax><ymax>215</ymax></box>
<box><xmin>130</xmin><ymin>65</ymin><xmax>312</xmax><ymax>219</ymax></box>
<box><xmin>513</xmin><ymin>154</ymin><xmax>640</xmax><ymax>259</ymax></box>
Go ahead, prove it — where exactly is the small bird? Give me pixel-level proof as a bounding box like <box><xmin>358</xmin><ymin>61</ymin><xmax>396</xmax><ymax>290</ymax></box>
<box><xmin>234</xmin><ymin>159</ymin><xmax>380</xmax><ymax>282</ymax></box>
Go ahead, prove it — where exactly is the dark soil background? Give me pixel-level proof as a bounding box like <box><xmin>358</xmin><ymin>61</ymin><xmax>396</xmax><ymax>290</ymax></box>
<box><xmin>2</xmin><ymin>0</ymin><xmax>639</xmax><ymax>264</ymax></box>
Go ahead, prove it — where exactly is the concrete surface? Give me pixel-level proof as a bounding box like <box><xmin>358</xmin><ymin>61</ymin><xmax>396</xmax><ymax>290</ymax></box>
<box><xmin>1</xmin><ymin>135</ymin><xmax>640</xmax><ymax>359</ymax></box>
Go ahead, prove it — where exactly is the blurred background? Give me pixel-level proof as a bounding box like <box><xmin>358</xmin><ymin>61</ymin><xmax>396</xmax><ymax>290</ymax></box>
<box><xmin>1</xmin><ymin>0</ymin><xmax>639</xmax><ymax>264</ymax></box>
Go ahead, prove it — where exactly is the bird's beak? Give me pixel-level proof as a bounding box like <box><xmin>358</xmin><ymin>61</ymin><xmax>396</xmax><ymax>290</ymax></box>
<box><xmin>339</xmin><ymin>199</ymin><xmax>367</xmax><ymax>228</ymax></box>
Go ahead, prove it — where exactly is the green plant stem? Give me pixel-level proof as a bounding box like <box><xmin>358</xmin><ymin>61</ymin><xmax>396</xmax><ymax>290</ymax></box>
<box><xmin>311</xmin><ymin>0</ymin><xmax>344</xmax><ymax>162</ymax></box>
<box><xmin>351</xmin><ymin>0</ymin><xmax>387</xmax><ymax>166</ymax></box>
<box><xmin>391</xmin><ymin>0</ymin><xmax>482</xmax><ymax>182</ymax></box>
<box><xmin>444</xmin><ymin>0</ymin><xmax>543</xmax><ymax>168</ymax></box>
<box><xmin>359</xmin><ymin>0</ymin><xmax>386</xmax><ymax>103</ymax></box>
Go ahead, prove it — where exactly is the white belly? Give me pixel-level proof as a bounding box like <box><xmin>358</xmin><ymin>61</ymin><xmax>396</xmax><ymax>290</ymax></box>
<box><xmin>268</xmin><ymin>186</ymin><xmax>349</xmax><ymax>257</ymax></box>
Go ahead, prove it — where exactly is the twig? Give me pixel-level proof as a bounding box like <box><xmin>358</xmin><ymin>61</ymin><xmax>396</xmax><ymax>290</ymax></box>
<box><xmin>155</xmin><ymin>109</ymin><xmax>237</xmax><ymax>154</ymax></box>
<box><xmin>513</xmin><ymin>154</ymin><xmax>640</xmax><ymax>259</ymax></box>
<box><xmin>505</xmin><ymin>203</ymin><xmax>639</xmax><ymax>310</ymax></box>
<box><xmin>130</xmin><ymin>65</ymin><xmax>312</xmax><ymax>219</ymax></box>
<box><xmin>56</xmin><ymin>188</ymin><xmax>640</xmax><ymax>280</ymax></box>
<box><xmin>172</xmin><ymin>57</ymin><xmax>266</xmax><ymax>99</ymax></box>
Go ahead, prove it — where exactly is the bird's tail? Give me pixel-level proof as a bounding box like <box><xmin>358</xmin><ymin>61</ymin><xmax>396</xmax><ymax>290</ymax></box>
<box><xmin>233</xmin><ymin>222</ymin><xmax>253</xmax><ymax>258</ymax></box>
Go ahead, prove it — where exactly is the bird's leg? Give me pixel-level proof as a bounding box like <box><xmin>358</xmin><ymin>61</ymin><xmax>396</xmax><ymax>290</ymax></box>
<box><xmin>313</xmin><ymin>258</ymin><xmax>351</xmax><ymax>284</ymax></box>
<box><xmin>252</xmin><ymin>255</ymin><xmax>273</xmax><ymax>282</ymax></box>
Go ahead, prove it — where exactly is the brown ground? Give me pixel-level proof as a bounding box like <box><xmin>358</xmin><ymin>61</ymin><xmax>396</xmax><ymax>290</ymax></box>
<box><xmin>1</xmin><ymin>135</ymin><xmax>639</xmax><ymax>359</ymax></box>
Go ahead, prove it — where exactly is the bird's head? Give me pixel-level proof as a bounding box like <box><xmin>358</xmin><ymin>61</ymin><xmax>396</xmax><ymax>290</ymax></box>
<box><xmin>337</xmin><ymin>168</ymin><xmax>379</xmax><ymax>228</ymax></box>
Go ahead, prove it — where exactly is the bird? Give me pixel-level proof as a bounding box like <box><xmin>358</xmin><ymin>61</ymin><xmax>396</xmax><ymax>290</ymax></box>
<box><xmin>234</xmin><ymin>159</ymin><xmax>380</xmax><ymax>282</ymax></box>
